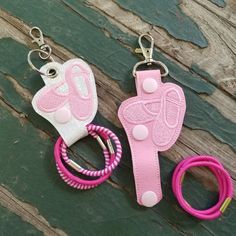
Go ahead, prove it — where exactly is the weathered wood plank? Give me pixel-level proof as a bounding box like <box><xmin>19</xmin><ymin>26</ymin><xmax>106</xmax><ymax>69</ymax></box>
<box><xmin>0</xmin><ymin>186</ymin><xmax>66</xmax><ymax>236</ymax></box>
<box><xmin>0</xmin><ymin>204</ymin><xmax>42</xmax><ymax>236</ymax></box>
<box><xmin>1</xmin><ymin>96</ymin><xmax>236</xmax><ymax>236</ymax></box>
<box><xmin>1</xmin><ymin>33</ymin><xmax>232</xmax><ymax>236</ymax></box>
<box><xmin>208</xmin><ymin>0</ymin><xmax>226</xmax><ymax>7</ymax></box>
<box><xmin>0</xmin><ymin>1</ymin><xmax>235</xmax><ymax>182</ymax></box>
<box><xmin>0</xmin><ymin>207</ymin><xmax>42</xmax><ymax>236</ymax></box>
<box><xmin>193</xmin><ymin>0</ymin><xmax>236</xmax><ymax>26</ymax></box>
<box><xmin>0</xmin><ymin>0</ymin><xmax>234</xmax><ymax>186</ymax></box>
<box><xmin>0</xmin><ymin>100</ymin><xmax>186</xmax><ymax>236</ymax></box>
<box><xmin>0</xmin><ymin>1</ymin><xmax>234</xmax><ymax>149</ymax></box>
<box><xmin>87</xmin><ymin>0</ymin><xmax>236</xmax><ymax>97</ymax></box>
<box><xmin>115</xmin><ymin>0</ymin><xmax>208</xmax><ymax>47</ymax></box>
<box><xmin>0</xmin><ymin>0</ymin><xmax>235</xmax><ymax>235</ymax></box>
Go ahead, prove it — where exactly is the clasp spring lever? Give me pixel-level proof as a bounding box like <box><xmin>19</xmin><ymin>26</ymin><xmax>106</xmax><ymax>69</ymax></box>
<box><xmin>135</xmin><ymin>34</ymin><xmax>154</xmax><ymax>65</ymax></box>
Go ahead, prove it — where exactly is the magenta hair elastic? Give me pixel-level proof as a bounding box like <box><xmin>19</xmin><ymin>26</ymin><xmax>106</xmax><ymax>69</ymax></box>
<box><xmin>172</xmin><ymin>155</ymin><xmax>233</xmax><ymax>220</ymax></box>
<box><xmin>54</xmin><ymin>124</ymin><xmax>122</xmax><ymax>189</ymax></box>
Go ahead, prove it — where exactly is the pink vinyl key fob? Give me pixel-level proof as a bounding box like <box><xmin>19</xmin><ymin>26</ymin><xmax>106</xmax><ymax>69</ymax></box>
<box><xmin>118</xmin><ymin>34</ymin><xmax>186</xmax><ymax>207</ymax></box>
<box><xmin>28</xmin><ymin>27</ymin><xmax>122</xmax><ymax>190</ymax></box>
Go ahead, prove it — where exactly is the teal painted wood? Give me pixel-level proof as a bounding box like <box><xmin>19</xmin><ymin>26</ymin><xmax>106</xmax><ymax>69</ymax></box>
<box><xmin>191</xmin><ymin>64</ymin><xmax>217</xmax><ymax>86</ymax></box>
<box><xmin>0</xmin><ymin>102</ymin><xmax>236</xmax><ymax>236</ymax></box>
<box><xmin>0</xmin><ymin>105</ymin><xmax>182</xmax><ymax>236</ymax></box>
<box><xmin>183</xmin><ymin>88</ymin><xmax>236</xmax><ymax>150</ymax></box>
<box><xmin>61</xmin><ymin>0</ymin><xmax>216</xmax><ymax>94</ymax></box>
<box><xmin>0</xmin><ymin>205</ymin><xmax>42</xmax><ymax>236</ymax></box>
<box><xmin>0</xmin><ymin>1</ymin><xmax>235</xmax><ymax>235</ymax></box>
<box><xmin>0</xmin><ymin>31</ymin><xmax>235</xmax><ymax>152</ymax></box>
<box><xmin>115</xmin><ymin>0</ymin><xmax>208</xmax><ymax>47</ymax></box>
<box><xmin>0</xmin><ymin>37</ymin><xmax>235</xmax><ymax>236</ymax></box>
<box><xmin>0</xmin><ymin>0</ymin><xmax>213</xmax><ymax>94</ymax></box>
<box><xmin>209</xmin><ymin>0</ymin><xmax>226</xmax><ymax>7</ymax></box>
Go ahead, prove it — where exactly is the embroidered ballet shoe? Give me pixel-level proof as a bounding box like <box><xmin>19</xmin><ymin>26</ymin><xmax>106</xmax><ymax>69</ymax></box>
<box><xmin>32</xmin><ymin>58</ymin><xmax>98</xmax><ymax>146</ymax></box>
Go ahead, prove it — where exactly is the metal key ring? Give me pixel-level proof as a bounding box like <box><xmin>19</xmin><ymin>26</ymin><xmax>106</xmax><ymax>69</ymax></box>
<box><xmin>132</xmin><ymin>60</ymin><xmax>169</xmax><ymax>77</ymax></box>
<box><xmin>38</xmin><ymin>45</ymin><xmax>52</xmax><ymax>60</ymax></box>
<box><xmin>27</xmin><ymin>49</ymin><xmax>57</xmax><ymax>77</ymax></box>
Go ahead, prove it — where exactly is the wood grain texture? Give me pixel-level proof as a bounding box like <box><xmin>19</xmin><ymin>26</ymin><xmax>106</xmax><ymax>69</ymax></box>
<box><xmin>87</xmin><ymin>0</ymin><xmax>236</xmax><ymax>97</ymax></box>
<box><xmin>208</xmin><ymin>0</ymin><xmax>226</xmax><ymax>7</ymax></box>
<box><xmin>0</xmin><ymin>203</ymin><xmax>42</xmax><ymax>236</ymax></box>
<box><xmin>115</xmin><ymin>0</ymin><xmax>208</xmax><ymax>47</ymax></box>
<box><xmin>0</xmin><ymin>0</ymin><xmax>235</xmax><ymax>235</ymax></box>
<box><xmin>0</xmin><ymin>186</ymin><xmax>66</xmax><ymax>236</ymax></box>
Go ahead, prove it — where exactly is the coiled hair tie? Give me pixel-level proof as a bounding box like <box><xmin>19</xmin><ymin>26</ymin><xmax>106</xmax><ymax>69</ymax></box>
<box><xmin>54</xmin><ymin>124</ymin><xmax>122</xmax><ymax>189</ymax></box>
<box><xmin>172</xmin><ymin>155</ymin><xmax>233</xmax><ymax>220</ymax></box>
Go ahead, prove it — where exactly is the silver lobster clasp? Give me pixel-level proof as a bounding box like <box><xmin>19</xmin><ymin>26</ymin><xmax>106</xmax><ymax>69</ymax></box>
<box><xmin>133</xmin><ymin>33</ymin><xmax>169</xmax><ymax>77</ymax></box>
<box><xmin>135</xmin><ymin>34</ymin><xmax>154</xmax><ymax>64</ymax></box>
<box><xmin>29</xmin><ymin>27</ymin><xmax>46</xmax><ymax>48</ymax></box>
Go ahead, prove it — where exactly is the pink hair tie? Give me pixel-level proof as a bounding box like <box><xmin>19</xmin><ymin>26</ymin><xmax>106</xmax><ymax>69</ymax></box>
<box><xmin>172</xmin><ymin>155</ymin><xmax>233</xmax><ymax>220</ymax></box>
<box><xmin>54</xmin><ymin>124</ymin><xmax>122</xmax><ymax>189</ymax></box>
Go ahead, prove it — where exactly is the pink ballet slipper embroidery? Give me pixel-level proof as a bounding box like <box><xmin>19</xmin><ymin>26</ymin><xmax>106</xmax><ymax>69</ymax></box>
<box><xmin>36</xmin><ymin>62</ymin><xmax>93</xmax><ymax>120</ymax></box>
<box><xmin>32</xmin><ymin>59</ymin><xmax>98</xmax><ymax>146</ymax></box>
<box><xmin>118</xmin><ymin>70</ymin><xmax>186</xmax><ymax>207</ymax></box>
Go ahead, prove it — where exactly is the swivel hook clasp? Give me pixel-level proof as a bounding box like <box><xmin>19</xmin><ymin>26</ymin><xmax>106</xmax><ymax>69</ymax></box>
<box><xmin>29</xmin><ymin>27</ymin><xmax>52</xmax><ymax>60</ymax></box>
<box><xmin>28</xmin><ymin>26</ymin><xmax>56</xmax><ymax>77</ymax></box>
<box><xmin>30</xmin><ymin>27</ymin><xmax>46</xmax><ymax>48</ymax></box>
<box><xmin>133</xmin><ymin>33</ymin><xmax>169</xmax><ymax>77</ymax></box>
<box><xmin>135</xmin><ymin>34</ymin><xmax>154</xmax><ymax>65</ymax></box>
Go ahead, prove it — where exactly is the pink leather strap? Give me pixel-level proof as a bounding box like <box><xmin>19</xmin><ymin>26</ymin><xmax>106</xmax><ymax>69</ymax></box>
<box><xmin>118</xmin><ymin>70</ymin><xmax>185</xmax><ymax>207</ymax></box>
<box><xmin>129</xmin><ymin>138</ymin><xmax>162</xmax><ymax>207</ymax></box>
<box><xmin>132</xmin><ymin>71</ymin><xmax>163</xmax><ymax>206</ymax></box>
<box><xmin>172</xmin><ymin>155</ymin><xmax>233</xmax><ymax>220</ymax></box>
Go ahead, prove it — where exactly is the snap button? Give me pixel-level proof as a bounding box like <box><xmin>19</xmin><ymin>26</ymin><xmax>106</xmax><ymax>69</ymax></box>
<box><xmin>54</xmin><ymin>108</ymin><xmax>71</xmax><ymax>123</ymax></box>
<box><xmin>132</xmin><ymin>125</ymin><xmax>148</xmax><ymax>141</ymax></box>
<box><xmin>142</xmin><ymin>78</ymin><xmax>158</xmax><ymax>93</ymax></box>
<box><xmin>141</xmin><ymin>191</ymin><xmax>158</xmax><ymax>207</ymax></box>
